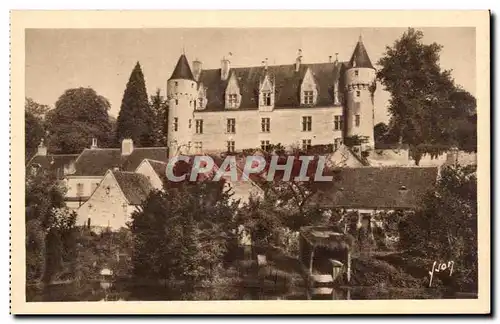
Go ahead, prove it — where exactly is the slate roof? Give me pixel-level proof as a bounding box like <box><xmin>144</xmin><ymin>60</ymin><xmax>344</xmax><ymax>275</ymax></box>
<box><xmin>71</xmin><ymin>147</ymin><xmax>168</xmax><ymax>176</ymax></box>
<box><xmin>169</xmin><ymin>54</ymin><xmax>195</xmax><ymax>81</ymax></box>
<box><xmin>347</xmin><ymin>38</ymin><xmax>374</xmax><ymax>69</ymax></box>
<box><xmin>197</xmin><ymin>61</ymin><xmax>346</xmax><ymax>112</ymax></box>
<box><xmin>310</xmin><ymin>167</ymin><xmax>439</xmax><ymax>209</ymax></box>
<box><xmin>113</xmin><ymin>171</ymin><xmax>153</xmax><ymax>205</ymax></box>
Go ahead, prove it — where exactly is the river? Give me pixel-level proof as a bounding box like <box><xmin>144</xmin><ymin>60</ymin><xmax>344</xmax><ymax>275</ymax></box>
<box><xmin>26</xmin><ymin>280</ymin><xmax>475</xmax><ymax>302</ymax></box>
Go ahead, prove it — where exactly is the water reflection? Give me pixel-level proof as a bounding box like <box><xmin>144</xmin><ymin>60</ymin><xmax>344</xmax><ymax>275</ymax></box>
<box><xmin>27</xmin><ymin>279</ymin><xmax>473</xmax><ymax>301</ymax></box>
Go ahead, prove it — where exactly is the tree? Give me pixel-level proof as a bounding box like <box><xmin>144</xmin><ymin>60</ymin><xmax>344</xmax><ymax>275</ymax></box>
<box><xmin>149</xmin><ymin>89</ymin><xmax>169</xmax><ymax>146</ymax></box>
<box><xmin>377</xmin><ymin>28</ymin><xmax>477</xmax><ymax>163</ymax></box>
<box><xmin>237</xmin><ymin>149</ymin><xmax>337</xmax><ymax>254</ymax></box>
<box><xmin>130</xmin><ymin>180</ymin><xmax>239</xmax><ymax>285</ymax></box>
<box><xmin>116</xmin><ymin>62</ymin><xmax>155</xmax><ymax>147</ymax></box>
<box><xmin>399</xmin><ymin>165</ymin><xmax>477</xmax><ymax>291</ymax></box>
<box><xmin>26</xmin><ymin>169</ymin><xmax>77</xmax><ymax>283</ymax></box>
<box><xmin>25</xmin><ymin>97</ymin><xmax>51</xmax><ymax>120</ymax></box>
<box><xmin>45</xmin><ymin>88</ymin><xmax>113</xmax><ymax>154</ymax></box>
<box><xmin>25</xmin><ymin>111</ymin><xmax>45</xmax><ymax>161</ymax></box>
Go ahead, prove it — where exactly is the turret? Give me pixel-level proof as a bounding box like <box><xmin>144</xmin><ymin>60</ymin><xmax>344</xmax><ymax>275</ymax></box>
<box><xmin>167</xmin><ymin>54</ymin><xmax>198</xmax><ymax>157</ymax></box>
<box><xmin>344</xmin><ymin>36</ymin><xmax>376</xmax><ymax>149</ymax></box>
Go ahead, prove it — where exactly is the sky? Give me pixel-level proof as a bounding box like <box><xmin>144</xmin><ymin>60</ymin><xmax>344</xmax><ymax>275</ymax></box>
<box><xmin>25</xmin><ymin>27</ymin><xmax>475</xmax><ymax>124</ymax></box>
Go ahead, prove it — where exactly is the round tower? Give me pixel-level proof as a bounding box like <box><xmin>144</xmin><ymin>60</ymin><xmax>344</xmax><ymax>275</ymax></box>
<box><xmin>344</xmin><ymin>36</ymin><xmax>376</xmax><ymax>149</ymax></box>
<box><xmin>167</xmin><ymin>54</ymin><xmax>198</xmax><ymax>157</ymax></box>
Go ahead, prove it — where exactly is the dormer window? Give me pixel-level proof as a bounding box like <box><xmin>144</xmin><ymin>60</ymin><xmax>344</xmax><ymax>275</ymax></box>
<box><xmin>228</xmin><ymin>94</ymin><xmax>238</xmax><ymax>108</ymax></box>
<box><xmin>225</xmin><ymin>73</ymin><xmax>242</xmax><ymax>109</ymax></box>
<box><xmin>300</xmin><ymin>68</ymin><xmax>318</xmax><ymax>106</ymax></box>
<box><xmin>354</xmin><ymin>70</ymin><xmax>359</xmax><ymax>77</ymax></box>
<box><xmin>304</xmin><ymin>91</ymin><xmax>314</xmax><ymax>105</ymax></box>
<box><xmin>262</xmin><ymin>92</ymin><xmax>272</xmax><ymax>106</ymax></box>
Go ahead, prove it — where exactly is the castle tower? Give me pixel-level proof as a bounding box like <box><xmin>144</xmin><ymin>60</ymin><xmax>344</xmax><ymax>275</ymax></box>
<box><xmin>167</xmin><ymin>54</ymin><xmax>198</xmax><ymax>157</ymax></box>
<box><xmin>344</xmin><ymin>36</ymin><xmax>376</xmax><ymax>149</ymax></box>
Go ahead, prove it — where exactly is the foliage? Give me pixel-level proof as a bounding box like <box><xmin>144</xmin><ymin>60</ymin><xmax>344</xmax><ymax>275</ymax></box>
<box><xmin>149</xmin><ymin>88</ymin><xmax>169</xmax><ymax>146</ymax></box>
<box><xmin>25</xmin><ymin>97</ymin><xmax>51</xmax><ymax>119</ymax></box>
<box><xmin>25</xmin><ymin>110</ymin><xmax>45</xmax><ymax>161</ymax></box>
<box><xmin>45</xmin><ymin>87</ymin><xmax>113</xmax><ymax>154</ymax></box>
<box><xmin>377</xmin><ymin>28</ymin><xmax>477</xmax><ymax>163</ymax></box>
<box><xmin>130</xmin><ymin>180</ymin><xmax>240</xmax><ymax>284</ymax></box>
<box><xmin>237</xmin><ymin>150</ymin><xmax>337</xmax><ymax>254</ymax></box>
<box><xmin>398</xmin><ymin>164</ymin><xmax>477</xmax><ymax>291</ymax></box>
<box><xmin>116</xmin><ymin>62</ymin><xmax>155</xmax><ymax>147</ymax></box>
<box><xmin>343</xmin><ymin>135</ymin><xmax>368</xmax><ymax>147</ymax></box>
<box><xmin>25</xmin><ymin>171</ymin><xmax>77</xmax><ymax>283</ymax></box>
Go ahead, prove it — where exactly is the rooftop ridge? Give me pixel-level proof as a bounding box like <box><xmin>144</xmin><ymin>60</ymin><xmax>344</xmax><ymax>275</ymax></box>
<box><xmin>199</xmin><ymin>61</ymin><xmax>348</xmax><ymax>73</ymax></box>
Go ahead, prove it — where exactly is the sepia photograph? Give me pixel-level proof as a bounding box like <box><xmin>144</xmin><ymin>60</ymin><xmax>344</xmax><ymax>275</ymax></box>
<box><xmin>10</xmin><ymin>10</ymin><xmax>490</xmax><ymax>314</ymax></box>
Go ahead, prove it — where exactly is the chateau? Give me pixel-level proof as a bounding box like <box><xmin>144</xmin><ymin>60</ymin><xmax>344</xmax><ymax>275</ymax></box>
<box><xmin>167</xmin><ymin>36</ymin><xmax>377</xmax><ymax>157</ymax></box>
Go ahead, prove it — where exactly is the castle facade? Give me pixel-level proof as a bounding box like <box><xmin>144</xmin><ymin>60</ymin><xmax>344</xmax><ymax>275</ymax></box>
<box><xmin>166</xmin><ymin>37</ymin><xmax>377</xmax><ymax>157</ymax></box>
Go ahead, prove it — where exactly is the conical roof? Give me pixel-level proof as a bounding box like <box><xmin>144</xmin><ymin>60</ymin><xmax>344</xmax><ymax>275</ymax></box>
<box><xmin>348</xmin><ymin>37</ymin><xmax>374</xmax><ymax>69</ymax></box>
<box><xmin>169</xmin><ymin>54</ymin><xmax>195</xmax><ymax>81</ymax></box>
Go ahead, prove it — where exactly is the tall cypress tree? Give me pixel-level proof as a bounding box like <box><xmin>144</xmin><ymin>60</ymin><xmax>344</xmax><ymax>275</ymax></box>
<box><xmin>116</xmin><ymin>62</ymin><xmax>155</xmax><ymax>147</ymax></box>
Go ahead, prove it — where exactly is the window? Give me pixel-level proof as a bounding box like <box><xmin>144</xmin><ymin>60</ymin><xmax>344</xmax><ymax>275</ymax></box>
<box><xmin>334</xmin><ymin>115</ymin><xmax>343</xmax><ymax>131</ymax></box>
<box><xmin>261</xmin><ymin>118</ymin><xmax>270</xmax><ymax>133</ymax></box>
<box><xmin>302</xmin><ymin>116</ymin><xmax>312</xmax><ymax>131</ymax></box>
<box><xmin>227</xmin><ymin>141</ymin><xmax>235</xmax><ymax>153</ymax></box>
<box><xmin>262</xmin><ymin>92</ymin><xmax>272</xmax><ymax>106</ymax></box>
<box><xmin>227</xmin><ymin>118</ymin><xmax>236</xmax><ymax>133</ymax></box>
<box><xmin>354</xmin><ymin>70</ymin><xmax>359</xmax><ymax>77</ymax></box>
<box><xmin>302</xmin><ymin>139</ymin><xmax>312</xmax><ymax>151</ymax></box>
<box><xmin>195</xmin><ymin>119</ymin><xmax>203</xmax><ymax>134</ymax></box>
<box><xmin>76</xmin><ymin>183</ymin><xmax>84</xmax><ymax>197</ymax></box>
<box><xmin>355</xmin><ymin>114</ymin><xmax>360</xmax><ymax>127</ymax></box>
<box><xmin>175</xmin><ymin>99</ymin><xmax>179</xmax><ymax>105</ymax></box>
<box><xmin>175</xmin><ymin>81</ymin><xmax>178</xmax><ymax>87</ymax></box>
<box><xmin>356</xmin><ymin>90</ymin><xmax>361</xmax><ymax>97</ymax></box>
<box><xmin>173</xmin><ymin>117</ymin><xmax>179</xmax><ymax>131</ymax></box>
<box><xmin>198</xmin><ymin>98</ymin><xmax>203</xmax><ymax>109</ymax></box>
<box><xmin>261</xmin><ymin>140</ymin><xmax>271</xmax><ymax>151</ymax></box>
<box><xmin>228</xmin><ymin>94</ymin><xmax>238</xmax><ymax>108</ymax></box>
<box><xmin>194</xmin><ymin>141</ymin><xmax>203</xmax><ymax>153</ymax></box>
<box><xmin>194</xmin><ymin>100</ymin><xmax>197</xmax><ymax>109</ymax></box>
<box><xmin>304</xmin><ymin>91</ymin><xmax>314</xmax><ymax>105</ymax></box>
<box><xmin>188</xmin><ymin>119</ymin><xmax>192</xmax><ymax>129</ymax></box>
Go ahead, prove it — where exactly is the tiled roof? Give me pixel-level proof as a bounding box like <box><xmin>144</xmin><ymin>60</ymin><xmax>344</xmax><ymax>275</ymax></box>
<box><xmin>311</xmin><ymin>167</ymin><xmax>439</xmax><ymax>209</ymax></box>
<box><xmin>72</xmin><ymin>149</ymin><xmax>122</xmax><ymax>176</ymax></box>
<box><xmin>121</xmin><ymin>147</ymin><xmax>168</xmax><ymax>172</ymax></box>
<box><xmin>347</xmin><ymin>39</ymin><xmax>374</xmax><ymax>69</ymax></box>
<box><xmin>72</xmin><ymin>147</ymin><xmax>168</xmax><ymax>177</ymax></box>
<box><xmin>146</xmin><ymin>159</ymin><xmax>168</xmax><ymax>179</ymax></box>
<box><xmin>27</xmin><ymin>154</ymin><xmax>79</xmax><ymax>171</ymax></box>
<box><xmin>197</xmin><ymin>61</ymin><xmax>345</xmax><ymax>112</ymax></box>
<box><xmin>113</xmin><ymin>171</ymin><xmax>153</xmax><ymax>205</ymax></box>
<box><xmin>169</xmin><ymin>54</ymin><xmax>195</xmax><ymax>81</ymax></box>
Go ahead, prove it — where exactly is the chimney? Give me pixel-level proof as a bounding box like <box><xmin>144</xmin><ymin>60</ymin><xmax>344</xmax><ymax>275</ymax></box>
<box><xmin>295</xmin><ymin>49</ymin><xmax>302</xmax><ymax>72</ymax></box>
<box><xmin>37</xmin><ymin>139</ymin><xmax>47</xmax><ymax>156</ymax></box>
<box><xmin>121</xmin><ymin>138</ymin><xmax>134</xmax><ymax>156</ymax></box>
<box><xmin>334</xmin><ymin>53</ymin><xmax>339</xmax><ymax>66</ymax></box>
<box><xmin>329</xmin><ymin>55</ymin><xmax>332</xmax><ymax>63</ymax></box>
<box><xmin>264</xmin><ymin>58</ymin><xmax>268</xmax><ymax>71</ymax></box>
<box><xmin>90</xmin><ymin>138</ymin><xmax>98</xmax><ymax>149</ymax></box>
<box><xmin>221</xmin><ymin>52</ymin><xmax>232</xmax><ymax>81</ymax></box>
<box><xmin>192</xmin><ymin>58</ymin><xmax>202</xmax><ymax>81</ymax></box>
